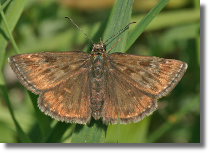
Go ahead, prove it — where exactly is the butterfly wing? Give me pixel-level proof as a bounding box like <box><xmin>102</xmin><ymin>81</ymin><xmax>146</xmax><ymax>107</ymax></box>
<box><xmin>9</xmin><ymin>51</ymin><xmax>92</xmax><ymax>124</ymax></box>
<box><xmin>38</xmin><ymin>66</ymin><xmax>92</xmax><ymax>124</ymax></box>
<box><xmin>102</xmin><ymin>53</ymin><xmax>187</xmax><ymax>124</ymax></box>
<box><xmin>8</xmin><ymin>51</ymin><xmax>90</xmax><ymax>94</ymax></box>
<box><xmin>109</xmin><ymin>53</ymin><xmax>187</xmax><ymax>98</ymax></box>
<box><xmin>102</xmin><ymin>65</ymin><xmax>157</xmax><ymax>124</ymax></box>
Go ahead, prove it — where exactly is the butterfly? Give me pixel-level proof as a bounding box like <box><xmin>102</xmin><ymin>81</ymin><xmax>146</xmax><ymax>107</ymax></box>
<box><xmin>8</xmin><ymin>17</ymin><xmax>187</xmax><ymax>125</ymax></box>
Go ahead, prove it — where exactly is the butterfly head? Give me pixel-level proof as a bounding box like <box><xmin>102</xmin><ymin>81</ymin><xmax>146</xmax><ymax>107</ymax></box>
<box><xmin>90</xmin><ymin>40</ymin><xmax>106</xmax><ymax>54</ymax></box>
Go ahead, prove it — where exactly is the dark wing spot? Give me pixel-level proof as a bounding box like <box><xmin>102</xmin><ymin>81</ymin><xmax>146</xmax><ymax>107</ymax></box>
<box><xmin>61</xmin><ymin>65</ymin><xmax>69</xmax><ymax>73</ymax></box>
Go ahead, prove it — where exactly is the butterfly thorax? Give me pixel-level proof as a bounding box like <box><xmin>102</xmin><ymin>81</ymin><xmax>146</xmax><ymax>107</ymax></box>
<box><xmin>90</xmin><ymin>41</ymin><xmax>106</xmax><ymax>120</ymax></box>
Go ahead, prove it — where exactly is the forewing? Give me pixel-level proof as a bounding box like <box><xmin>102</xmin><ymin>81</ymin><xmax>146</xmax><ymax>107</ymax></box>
<box><xmin>102</xmin><ymin>62</ymin><xmax>157</xmax><ymax>124</ymax></box>
<box><xmin>8</xmin><ymin>51</ymin><xmax>89</xmax><ymax>94</ymax></box>
<box><xmin>109</xmin><ymin>53</ymin><xmax>187</xmax><ymax>98</ymax></box>
<box><xmin>38</xmin><ymin>66</ymin><xmax>92</xmax><ymax>124</ymax></box>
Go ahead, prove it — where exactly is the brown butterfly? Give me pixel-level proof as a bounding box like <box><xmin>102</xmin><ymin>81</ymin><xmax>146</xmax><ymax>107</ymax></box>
<box><xmin>8</xmin><ymin>17</ymin><xmax>187</xmax><ymax>125</ymax></box>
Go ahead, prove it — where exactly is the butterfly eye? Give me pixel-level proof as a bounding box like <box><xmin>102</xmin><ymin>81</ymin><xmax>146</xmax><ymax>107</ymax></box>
<box><xmin>90</xmin><ymin>45</ymin><xmax>94</xmax><ymax>51</ymax></box>
<box><xmin>103</xmin><ymin>45</ymin><xmax>106</xmax><ymax>51</ymax></box>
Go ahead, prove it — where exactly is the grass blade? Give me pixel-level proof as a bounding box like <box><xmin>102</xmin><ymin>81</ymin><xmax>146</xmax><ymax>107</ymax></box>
<box><xmin>103</xmin><ymin>0</ymin><xmax>134</xmax><ymax>54</ymax></box>
<box><xmin>41</xmin><ymin>122</ymin><xmax>71</xmax><ymax>143</ymax></box>
<box><xmin>0</xmin><ymin>0</ymin><xmax>31</xmax><ymax>143</ymax></box>
<box><xmin>27</xmin><ymin>91</ymin><xmax>52</xmax><ymax>137</ymax></box>
<box><xmin>0</xmin><ymin>4</ymin><xmax>20</xmax><ymax>54</ymax></box>
<box><xmin>0</xmin><ymin>72</ymin><xmax>31</xmax><ymax>142</ymax></box>
<box><xmin>0</xmin><ymin>0</ymin><xmax>28</xmax><ymax>69</ymax></box>
<box><xmin>125</xmin><ymin>0</ymin><xmax>170</xmax><ymax>51</ymax></box>
<box><xmin>0</xmin><ymin>0</ymin><xmax>11</xmax><ymax>12</ymax></box>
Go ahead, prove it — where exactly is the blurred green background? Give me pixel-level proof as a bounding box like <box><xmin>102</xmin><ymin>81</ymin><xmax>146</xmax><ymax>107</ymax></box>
<box><xmin>0</xmin><ymin>0</ymin><xmax>200</xmax><ymax>143</ymax></box>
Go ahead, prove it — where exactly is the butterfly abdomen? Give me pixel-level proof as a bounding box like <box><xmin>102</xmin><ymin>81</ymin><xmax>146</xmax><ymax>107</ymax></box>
<box><xmin>90</xmin><ymin>53</ymin><xmax>105</xmax><ymax>120</ymax></box>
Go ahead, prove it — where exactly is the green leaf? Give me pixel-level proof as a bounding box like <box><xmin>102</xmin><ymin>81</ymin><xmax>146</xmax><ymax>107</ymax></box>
<box><xmin>71</xmin><ymin>120</ymin><xmax>106</xmax><ymax>143</ymax></box>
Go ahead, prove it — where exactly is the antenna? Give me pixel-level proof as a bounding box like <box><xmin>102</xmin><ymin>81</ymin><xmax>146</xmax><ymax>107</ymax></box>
<box><xmin>65</xmin><ymin>16</ymin><xmax>95</xmax><ymax>44</ymax></box>
<box><xmin>103</xmin><ymin>22</ymin><xmax>136</xmax><ymax>44</ymax></box>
